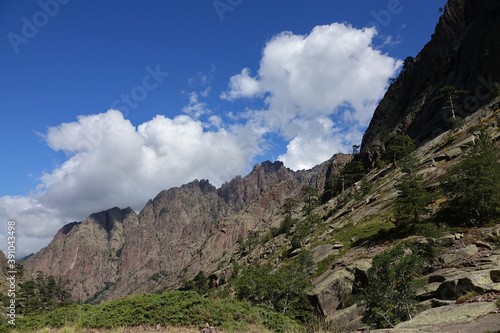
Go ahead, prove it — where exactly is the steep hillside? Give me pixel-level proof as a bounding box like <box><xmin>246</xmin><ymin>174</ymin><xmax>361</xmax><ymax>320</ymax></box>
<box><xmin>361</xmin><ymin>0</ymin><xmax>500</xmax><ymax>169</ymax></box>
<box><xmin>23</xmin><ymin>154</ymin><xmax>351</xmax><ymax>303</ymax></box>
<box><xmin>216</xmin><ymin>99</ymin><xmax>500</xmax><ymax>332</ymax></box>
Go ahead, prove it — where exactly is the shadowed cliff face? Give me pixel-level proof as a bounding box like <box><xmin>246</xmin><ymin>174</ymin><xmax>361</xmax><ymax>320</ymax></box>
<box><xmin>23</xmin><ymin>155</ymin><xmax>349</xmax><ymax>303</ymax></box>
<box><xmin>361</xmin><ymin>0</ymin><xmax>500</xmax><ymax>169</ymax></box>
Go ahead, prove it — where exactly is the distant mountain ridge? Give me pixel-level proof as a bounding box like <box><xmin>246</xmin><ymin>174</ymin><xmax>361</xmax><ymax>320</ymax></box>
<box><xmin>24</xmin><ymin>155</ymin><xmax>351</xmax><ymax>303</ymax></box>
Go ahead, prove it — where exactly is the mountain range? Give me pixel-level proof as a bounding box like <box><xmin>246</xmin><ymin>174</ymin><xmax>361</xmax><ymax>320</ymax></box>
<box><xmin>5</xmin><ymin>0</ymin><xmax>500</xmax><ymax>330</ymax></box>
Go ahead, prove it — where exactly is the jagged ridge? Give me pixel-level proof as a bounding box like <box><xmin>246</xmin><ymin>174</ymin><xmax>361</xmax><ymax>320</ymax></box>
<box><xmin>24</xmin><ymin>155</ymin><xmax>351</xmax><ymax>303</ymax></box>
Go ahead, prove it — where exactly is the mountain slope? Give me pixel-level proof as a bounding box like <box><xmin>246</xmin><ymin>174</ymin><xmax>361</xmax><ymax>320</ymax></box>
<box><xmin>361</xmin><ymin>0</ymin><xmax>500</xmax><ymax>169</ymax></box>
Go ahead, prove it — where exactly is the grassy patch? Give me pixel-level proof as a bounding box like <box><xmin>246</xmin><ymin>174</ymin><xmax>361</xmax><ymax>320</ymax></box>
<box><xmin>314</xmin><ymin>254</ymin><xmax>339</xmax><ymax>278</ymax></box>
<box><xmin>456</xmin><ymin>291</ymin><xmax>479</xmax><ymax>304</ymax></box>
<box><xmin>334</xmin><ymin>218</ymin><xmax>395</xmax><ymax>248</ymax></box>
<box><xmin>2</xmin><ymin>291</ymin><xmax>304</xmax><ymax>333</ymax></box>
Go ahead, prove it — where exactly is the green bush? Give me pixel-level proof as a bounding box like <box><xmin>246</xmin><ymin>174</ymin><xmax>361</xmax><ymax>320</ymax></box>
<box><xmin>233</xmin><ymin>260</ymin><xmax>313</xmax><ymax>322</ymax></box>
<box><xmin>1</xmin><ymin>291</ymin><xmax>304</xmax><ymax>333</ymax></box>
<box><xmin>381</xmin><ymin>135</ymin><xmax>416</xmax><ymax>165</ymax></box>
<box><xmin>357</xmin><ymin>242</ymin><xmax>433</xmax><ymax>328</ymax></box>
<box><xmin>279</xmin><ymin>214</ymin><xmax>296</xmax><ymax>235</ymax></box>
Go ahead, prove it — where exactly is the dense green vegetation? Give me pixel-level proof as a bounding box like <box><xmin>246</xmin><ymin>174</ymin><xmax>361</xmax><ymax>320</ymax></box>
<box><xmin>0</xmin><ymin>291</ymin><xmax>304</xmax><ymax>332</ymax></box>
<box><xmin>2</xmin><ymin>271</ymin><xmax>73</xmax><ymax>316</ymax></box>
<box><xmin>322</xmin><ymin>160</ymin><xmax>366</xmax><ymax>202</ymax></box>
<box><xmin>379</xmin><ymin>135</ymin><xmax>416</xmax><ymax>167</ymax></box>
<box><xmin>357</xmin><ymin>241</ymin><xmax>435</xmax><ymax>328</ymax></box>
<box><xmin>441</xmin><ymin>132</ymin><xmax>500</xmax><ymax>226</ymax></box>
<box><xmin>232</xmin><ymin>254</ymin><xmax>314</xmax><ymax>322</ymax></box>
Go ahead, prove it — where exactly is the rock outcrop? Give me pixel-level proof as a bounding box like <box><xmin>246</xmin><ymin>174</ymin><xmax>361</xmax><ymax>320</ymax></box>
<box><xmin>361</xmin><ymin>0</ymin><xmax>500</xmax><ymax>169</ymax></box>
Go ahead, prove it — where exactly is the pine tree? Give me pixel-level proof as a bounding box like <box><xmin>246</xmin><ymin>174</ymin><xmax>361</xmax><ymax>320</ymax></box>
<box><xmin>394</xmin><ymin>155</ymin><xmax>433</xmax><ymax>226</ymax></box>
<box><xmin>383</xmin><ymin>135</ymin><xmax>416</xmax><ymax>165</ymax></box>
<box><xmin>432</xmin><ymin>85</ymin><xmax>469</xmax><ymax>119</ymax></box>
<box><xmin>442</xmin><ymin>132</ymin><xmax>500</xmax><ymax>225</ymax></box>
<box><xmin>301</xmin><ymin>186</ymin><xmax>319</xmax><ymax>214</ymax></box>
<box><xmin>193</xmin><ymin>271</ymin><xmax>209</xmax><ymax>295</ymax></box>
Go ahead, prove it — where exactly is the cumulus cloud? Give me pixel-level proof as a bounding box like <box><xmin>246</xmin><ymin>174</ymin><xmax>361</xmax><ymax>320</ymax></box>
<box><xmin>1</xmin><ymin>23</ymin><xmax>402</xmax><ymax>257</ymax></box>
<box><xmin>220</xmin><ymin>68</ymin><xmax>263</xmax><ymax>101</ymax></box>
<box><xmin>222</xmin><ymin>23</ymin><xmax>402</xmax><ymax>170</ymax></box>
<box><xmin>0</xmin><ymin>196</ymin><xmax>67</xmax><ymax>257</ymax></box>
<box><xmin>0</xmin><ymin>110</ymin><xmax>256</xmax><ymax>257</ymax></box>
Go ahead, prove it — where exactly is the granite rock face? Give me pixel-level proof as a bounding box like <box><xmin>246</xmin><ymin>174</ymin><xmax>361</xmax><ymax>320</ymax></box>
<box><xmin>361</xmin><ymin>0</ymin><xmax>500</xmax><ymax>169</ymax></box>
<box><xmin>24</xmin><ymin>156</ymin><xmax>350</xmax><ymax>303</ymax></box>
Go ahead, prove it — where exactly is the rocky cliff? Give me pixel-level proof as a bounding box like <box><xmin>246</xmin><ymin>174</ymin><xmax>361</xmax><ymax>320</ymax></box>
<box><xmin>24</xmin><ymin>155</ymin><xmax>350</xmax><ymax>303</ymax></box>
<box><xmin>361</xmin><ymin>0</ymin><xmax>500</xmax><ymax>168</ymax></box>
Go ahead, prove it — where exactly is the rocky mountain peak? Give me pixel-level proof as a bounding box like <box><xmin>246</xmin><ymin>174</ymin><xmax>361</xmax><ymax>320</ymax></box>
<box><xmin>58</xmin><ymin>221</ymin><xmax>81</xmax><ymax>235</ymax></box>
<box><xmin>88</xmin><ymin>207</ymin><xmax>133</xmax><ymax>233</ymax></box>
<box><xmin>252</xmin><ymin>160</ymin><xmax>285</xmax><ymax>173</ymax></box>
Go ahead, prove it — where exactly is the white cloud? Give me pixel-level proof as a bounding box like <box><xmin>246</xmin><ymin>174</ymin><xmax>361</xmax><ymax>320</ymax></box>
<box><xmin>222</xmin><ymin>23</ymin><xmax>402</xmax><ymax>170</ymax></box>
<box><xmin>276</xmin><ymin>117</ymin><xmax>364</xmax><ymax>170</ymax></box>
<box><xmin>182</xmin><ymin>91</ymin><xmax>211</xmax><ymax>118</ymax></box>
<box><xmin>1</xmin><ymin>110</ymin><xmax>257</xmax><ymax>257</ymax></box>
<box><xmin>0</xmin><ymin>196</ymin><xmax>67</xmax><ymax>257</ymax></box>
<box><xmin>1</xmin><ymin>23</ymin><xmax>402</xmax><ymax>257</ymax></box>
<box><xmin>220</xmin><ymin>68</ymin><xmax>263</xmax><ymax>101</ymax></box>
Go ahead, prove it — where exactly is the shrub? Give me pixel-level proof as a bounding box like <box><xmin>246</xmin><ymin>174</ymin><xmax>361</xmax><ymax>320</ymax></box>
<box><xmin>357</xmin><ymin>243</ymin><xmax>432</xmax><ymax>328</ymax></box>
<box><xmin>233</xmin><ymin>260</ymin><xmax>313</xmax><ymax>322</ymax></box>
<box><xmin>381</xmin><ymin>135</ymin><xmax>416</xmax><ymax>165</ymax></box>
<box><xmin>1</xmin><ymin>291</ymin><xmax>304</xmax><ymax>333</ymax></box>
<box><xmin>279</xmin><ymin>214</ymin><xmax>296</xmax><ymax>235</ymax></box>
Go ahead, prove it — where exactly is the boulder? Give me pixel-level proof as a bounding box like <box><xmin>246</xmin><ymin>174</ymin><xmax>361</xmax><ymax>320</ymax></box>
<box><xmin>312</xmin><ymin>244</ymin><xmax>338</xmax><ymax>263</ymax></box>
<box><xmin>441</xmin><ymin>244</ymin><xmax>478</xmax><ymax>265</ymax></box>
<box><xmin>434</xmin><ymin>270</ymin><xmax>500</xmax><ymax>300</ymax></box>
<box><xmin>490</xmin><ymin>270</ymin><xmax>500</xmax><ymax>283</ymax></box>
<box><xmin>327</xmin><ymin>304</ymin><xmax>366</xmax><ymax>332</ymax></box>
<box><xmin>444</xmin><ymin>148</ymin><xmax>461</xmax><ymax>159</ymax></box>
<box><xmin>332</xmin><ymin>242</ymin><xmax>344</xmax><ymax>249</ymax></box>
<box><xmin>394</xmin><ymin>302</ymin><xmax>498</xmax><ymax>330</ymax></box>
<box><xmin>433</xmin><ymin>152</ymin><xmax>449</xmax><ymax>162</ymax></box>
<box><xmin>456</xmin><ymin>135</ymin><xmax>475</xmax><ymax>149</ymax></box>
<box><xmin>311</xmin><ymin>268</ymin><xmax>355</xmax><ymax>317</ymax></box>
<box><xmin>474</xmin><ymin>241</ymin><xmax>493</xmax><ymax>250</ymax></box>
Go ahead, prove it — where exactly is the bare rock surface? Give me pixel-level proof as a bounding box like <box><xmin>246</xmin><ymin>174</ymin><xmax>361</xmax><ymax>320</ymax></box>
<box><xmin>370</xmin><ymin>302</ymin><xmax>499</xmax><ymax>333</ymax></box>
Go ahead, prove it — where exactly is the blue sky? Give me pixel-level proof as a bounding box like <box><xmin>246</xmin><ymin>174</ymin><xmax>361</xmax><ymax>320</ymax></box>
<box><xmin>0</xmin><ymin>0</ymin><xmax>446</xmax><ymax>256</ymax></box>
